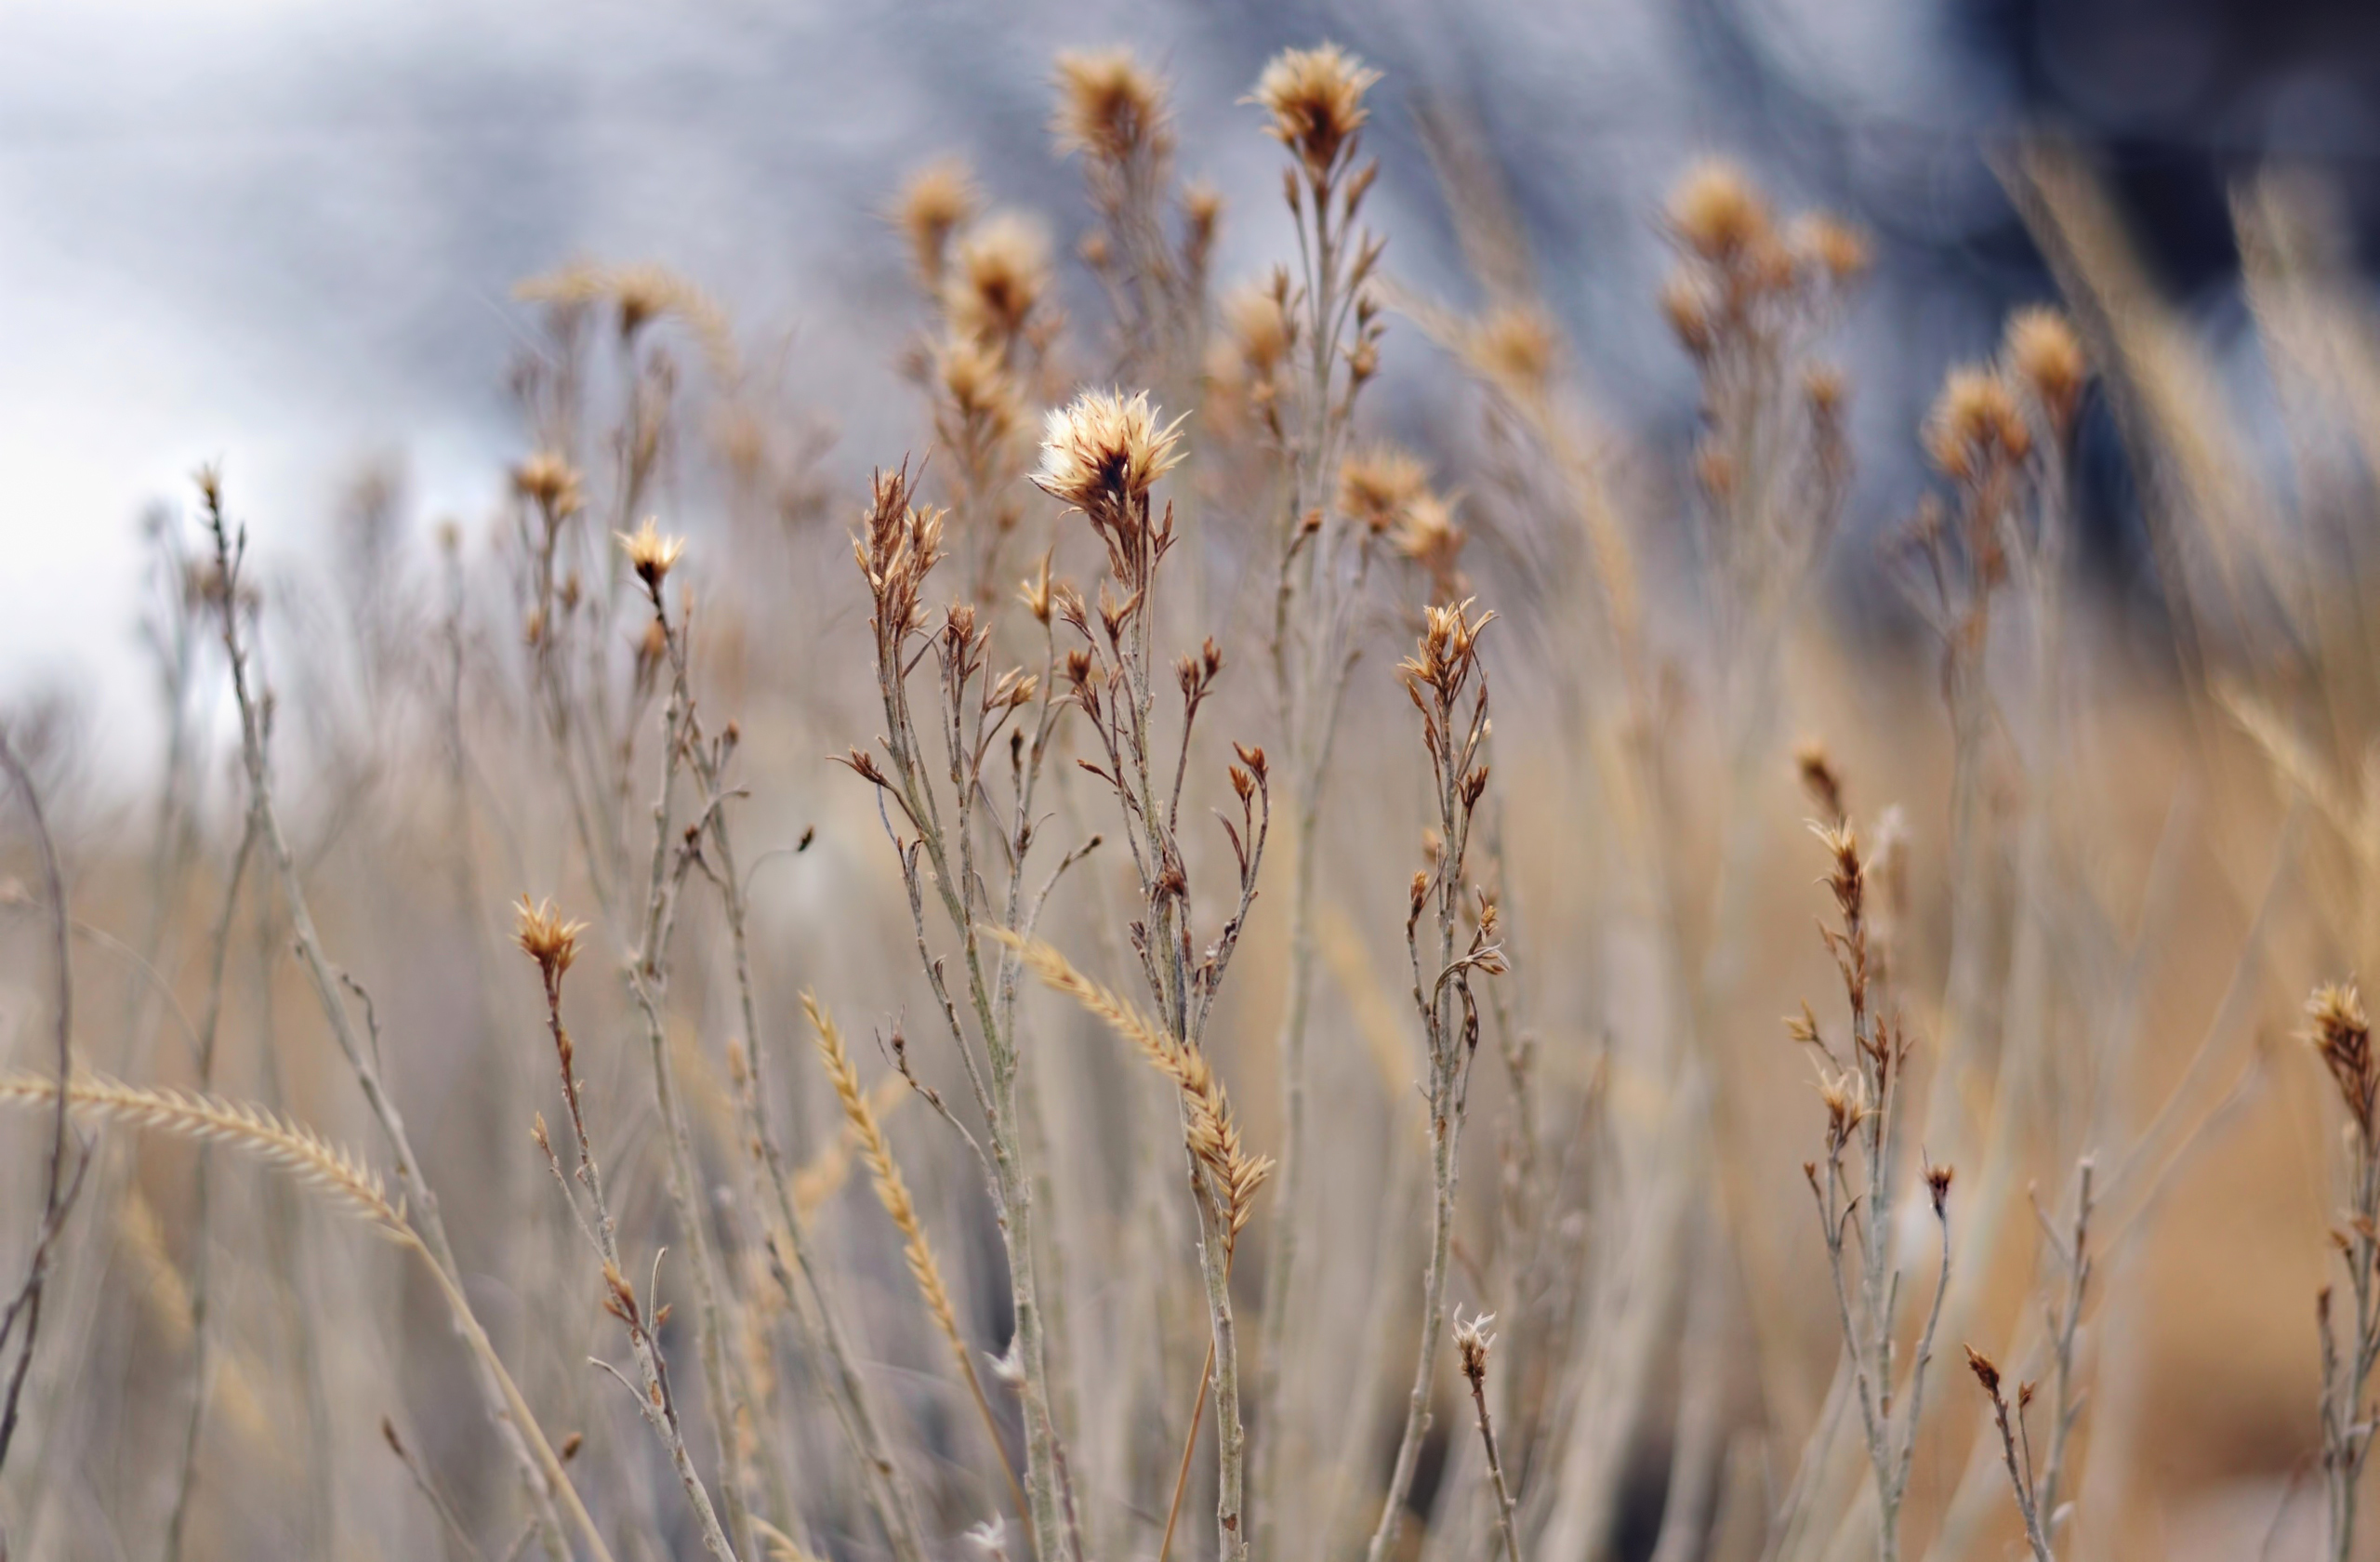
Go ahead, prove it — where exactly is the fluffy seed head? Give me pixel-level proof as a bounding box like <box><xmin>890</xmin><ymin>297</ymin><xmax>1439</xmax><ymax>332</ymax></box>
<box><xmin>2309</xmin><ymin>980</ymin><xmax>2375</xmax><ymax>1138</ymax></box>
<box><xmin>895</xmin><ymin>158</ymin><xmax>980</xmax><ymax>289</ymax></box>
<box><xmin>1465</xmin><ymin>305</ymin><xmax>1558</xmax><ymax>397</ymax></box>
<box><xmin>938</xmin><ymin>336</ymin><xmax>1024</xmax><ymax>443</ymax></box>
<box><xmin>1453</xmin><ymin>1308</ymin><xmax>1497</xmax><ymax>1384</ymax></box>
<box><xmin>1052</xmin><ymin>49</ymin><xmax>1171</xmax><ymax>163</ymax></box>
<box><xmin>1791</xmin><ymin>213</ymin><xmax>1871</xmax><ymax>285</ymax></box>
<box><xmin>946</xmin><ymin>213</ymin><xmax>1052</xmax><ymax>349</ymax></box>
<box><xmin>2003</xmin><ymin>306</ymin><xmax>2087</xmax><ymax>433</ymax></box>
<box><xmin>1338</xmin><ymin>443</ymin><xmax>1431</xmax><ymax>535</ymax></box>
<box><xmin>513</xmin><ymin>452</ymin><xmax>584</xmax><ymax>518</ymax></box>
<box><xmin>1251</xmin><ymin>44</ymin><xmax>1380</xmax><ymax>179</ymax></box>
<box><xmin>1669</xmin><ymin>160</ymin><xmax>1771</xmax><ymax>263</ymax></box>
<box><xmin>1924</xmin><ymin>365</ymin><xmax>2031</xmax><ymax>483</ymax></box>
<box><xmin>1033</xmin><ymin>389</ymin><xmax>1184</xmax><ymax>512</ymax></box>
<box><xmin>617</xmin><ymin>518</ymin><xmax>686</xmax><ymax>589</ymax></box>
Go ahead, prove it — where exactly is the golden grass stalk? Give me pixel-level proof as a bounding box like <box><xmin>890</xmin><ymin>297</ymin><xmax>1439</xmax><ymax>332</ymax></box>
<box><xmin>802</xmin><ymin>991</ymin><xmax>1025</xmax><ymax>1519</ymax></box>
<box><xmin>0</xmin><ymin>1072</ymin><xmax>616</xmax><ymax>1562</ymax></box>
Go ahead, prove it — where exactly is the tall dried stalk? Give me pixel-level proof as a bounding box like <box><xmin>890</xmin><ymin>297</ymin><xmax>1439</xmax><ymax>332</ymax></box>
<box><xmin>803</xmin><ymin>991</ymin><xmax>1025</xmax><ymax>1519</ymax></box>
<box><xmin>1030</xmin><ymin>387</ymin><xmax>1274</xmax><ymax>1562</ymax></box>
<box><xmin>2310</xmin><ymin>981</ymin><xmax>2380</xmax><ymax>1562</ymax></box>
<box><xmin>1792</xmin><ymin>820</ymin><xmax>1952</xmax><ymax>1562</ymax></box>
<box><xmin>1366</xmin><ymin>600</ymin><xmax>1504</xmax><ymax>1562</ymax></box>
<box><xmin>195</xmin><ymin>470</ymin><xmax>575</xmax><ymax>1562</ymax></box>
<box><xmin>841</xmin><ymin>458</ymin><xmax>1090</xmax><ymax>1562</ymax></box>
<box><xmin>1236</xmin><ymin>49</ymin><xmax>1392</xmax><ymax>1548</ymax></box>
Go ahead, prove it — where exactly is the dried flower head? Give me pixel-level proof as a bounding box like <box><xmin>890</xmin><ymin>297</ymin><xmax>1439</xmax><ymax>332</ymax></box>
<box><xmin>1033</xmin><ymin>389</ymin><xmax>1184</xmax><ymax>513</ymax></box>
<box><xmin>946</xmin><ymin>213</ymin><xmax>1052</xmax><ymax>350</ymax></box>
<box><xmin>513</xmin><ymin>895</ymin><xmax>588</xmax><ymax>984</ymax></box>
<box><xmin>1251</xmin><ymin>44</ymin><xmax>1380</xmax><ymax>180</ymax></box>
<box><xmin>1395</xmin><ymin>491</ymin><xmax>1469</xmax><ymax>598</ymax></box>
<box><xmin>1464</xmin><ymin>305</ymin><xmax>1558</xmax><ymax>398</ymax></box>
<box><xmin>854</xmin><ymin>463</ymin><xmax>947</xmax><ymax>640</ymax></box>
<box><xmin>1791</xmin><ymin>213</ymin><xmax>1871</xmax><ymax>285</ymax></box>
<box><xmin>1453</xmin><ymin>1308</ymin><xmax>1497</xmax><ymax>1384</ymax></box>
<box><xmin>2003</xmin><ymin>306</ymin><xmax>2087</xmax><ymax>434</ymax></box>
<box><xmin>513</xmin><ymin>451</ymin><xmax>584</xmax><ymax>518</ymax></box>
<box><xmin>895</xmin><ymin>158</ymin><xmax>980</xmax><ymax>290</ymax></box>
<box><xmin>1338</xmin><ymin>443</ymin><xmax>1431</xmax><ymax>534</ymax></box>
<box><xmin>1668</xmin><ymin>159</ymin><xmax>1771</xmax><ymax>263</ymax></box>
<box><xmin>937</xmin><ymin>335</ymin><xmax>1024</xmax><ymax>443</ymax></box>
<box><xmin>616</xmin><ymin>518</ymin><xmax>686</xmax><ymax>591</ymax></box>
<box><xmin>1223</xmin><ymin>279</ymin><xmax>1294</xmax><ymax>379</ymax></box>
<box><xmin>1924</xmin><ymin>365</ymin><xmax>2031</xmax><ymax>483</ymax></box>
<box><xmin>1052</xmin><ymin>49</ymin><xmax>1172</xmax><ymax>163</ymax></box>
<box><xmin>2310</xmin><ymin>980</ymin><xmax>2376</xmax><ymax>1138</ymax></box>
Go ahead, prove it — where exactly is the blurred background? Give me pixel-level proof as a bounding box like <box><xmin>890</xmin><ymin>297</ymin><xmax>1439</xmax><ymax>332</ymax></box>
<box><xmin>8</xmin><ymin>0</ymin><xmax>2378</xmax><ymax>770</ymax></box>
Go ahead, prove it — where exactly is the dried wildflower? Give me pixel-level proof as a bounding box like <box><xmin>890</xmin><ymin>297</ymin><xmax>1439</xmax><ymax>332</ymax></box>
<box><xmin>1033</xmin><ymin>389</ymin><xmax>1184</xmax><ymax>513</ymax></box>
<box><xmin>946</xmin><ymin>213</ymin><xmax>1052</xmax><ymax>350</ymax></box>
<box><xmin>895</xmin><ymin>157</ymin><xmax>980</xmax><ymax>290</ymax></box>
<box><xmin>1791</xmin><ymin>213</ymin><xmax>1871</xmax><ymax>285</ymax></box>
<box><xmin>513</xmin><ymin>451</ymin><xmax>584</xmax><ymax>518</ymax></box>
<box><xmin>513</xmin><ymin>895</ymin><xmax>587</xmax><ymax>984</ymax></box>
<box><xmin>1394</xmin><ymin>492</ymin><xmax>1469</xmax><ymax>599</ymax></box>
<box><xmin>1926</xmin><ymin>1163</ymin><xmax>1954</xmax><ymax>1215</ymax></box>
<box><xmin>1660</xmin><ymin>274</ymin><xmax>1717</xmax><ymax>359</ymax></box>
<box><xmin>1250</xmin><ymin>43</ymin><xmax>1380</xmax><ymax>180</ymax></box>
<box><xmin>616</xmin><ymin>518</ymin><xmax>686</xmax><ymax>592</ymax></box>
<box><xmin>853</xmin><ymin>462</ymin><xmax>947</xmax><ymax>642</ymax></box>
<box><xmin>937</xmin><ymin>336</ymin><xmax>1023</xmax><ymax>443</ymax></box>
<box><xmin>2003</xmin><ymin>306</ymin><xmax>2086</xmax><ymax>435</ymax></box>
<box><xmin>1668</xmin><ymin>159</ymin><xmax>1771</xmax><ymax>263</ymax></box>
<box><xmin>2310</xmin><ymin>981</ymin><xmax>2376</xmax><ymax>1139</ymax></box>
<box><xmin>1338</xmin><ymin>443</ymin><xmax>1431</xmax><ymax>535</ymax></box>
<box><xmin>1465</xmin><ymin>306</ymin><xmax>1558</xmax><ymax>398</ymax></box>
<box><xmin>1051</xmin><ymin>49</ymin><xmax>1171</xmax><ymax>163</ymax></box>
<box><xmin>1223</xmin><ymin>279</ymin><xmax>1293</xmax><ymax>380</ymax></box>
<box><xmin>1924</xmin><ymin>365</ymin><xmax>2031</xmax><ymax>483</ymax></box>
<box><xmin>610</xmin><ymin>263</ymin><xmax>683</xmax><ymax>339</ymax></box>
<box><xmin>1453</xmin><ymin>1308</ymin><xmax>1497</xmax><ymax>1384</ymax></box>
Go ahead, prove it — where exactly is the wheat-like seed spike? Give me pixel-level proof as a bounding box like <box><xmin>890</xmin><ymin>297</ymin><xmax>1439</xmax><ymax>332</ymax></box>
<box><xmin>0</xmin><ymin>1072</ymin><xmax>404</xmax><ymax>1232</ymax></box>
<box><xmin>989</xmin><ymin>932</ymin><xmax>1270</xmax><ymax>1232</ymax></box>
<box><xmin>800</xmin><ymin>994</ymin><xmax>968</xmax><ymax>1363</ymax></box>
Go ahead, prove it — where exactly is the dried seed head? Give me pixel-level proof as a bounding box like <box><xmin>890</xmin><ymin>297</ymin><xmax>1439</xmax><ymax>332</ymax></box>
<box><xmin>946</xmin><ymin>213</ymin><xmax>1053</xmax><ymax>349</ymax></box>
<box><xmin>1924</xmin><ymin>365</ymin><xmax>2031</xmax><ymax>483</ymax></box>
<box><xmin>1223</xmin><ymin>280</ymin><xmax>1294</xmax><ymax>379</ymax></box>
<box><xmin>1464</xmin><ymin>305</ymin><xmax>1558</xmax><ymax>398</ymax></box>
<box><xmin>895</xmin><ymin>157</ymin><xmax>980</xmax><ymax>289</ymax></box>
<box><xmin>616</xmin><ymin>518</ymin><xmax>687</xmax><ymax>591</ymax></box>
<box><xmin>1668</xmin><ymin>159</ymin><xmax>1771</xmax><ymax>263</ymax></box>
<box><xmin>2003</xmin><ymin>306</ymin><xmax>2087</xmax><ymax>434</ymax></box>
<box><xmin>1250</xmin><ymin>43</ymin><xmax>1380</xmax><ymax>179</ymax></box>
<box><xmin>1453</xmin><ymin>1308</ymin><xmax>1497</xmax><ymax>1384</ymax></box>
<box><xmin>2309</xmin><ymin>980</ymin><xmax>2376</xmax><ymax>1138</ymax></box>
<box><xmin>1926</xmin><ymin>1162</ymin><xmax>1954</xmax><ymax>1215</ymax></box>
<box><xmin>1337</xmin><ymin>442</ymin><xmax>1431</xmax><ymax>535</ymax></box>
<box><xmin>1817</xmin><ymin>1066</ymin><xmax>1869</xmax><ymax>1150</ymax></box>
<box><xmin>609</xmin><ymin>263</ymin><xmax>684</xmax><ymax>340</ymax></box>
<box><xmin>1660</xmin><ymin>273</ymin><xmax>1717</xmax><ymax>359</ymax></box>
<box><xmin>1790</xmin><ymin>212</ymin><xmax>1871</xmax><ymax>285</ymax></box>
<box><xmin>1033</xmin><ymin>389</ymin><xmax>1185</xmax><ymax>513</ymax></box>
<box><xmin>1795</xmin><ymin>739</ymin><xmax>1846</xmax><ymax>823</ymax></box>
<box><xmin>513</xmin><ymin>451</ymin><xmax>584</xmax><ymax>518</ymax></box>
<box><xmin>514</xmin><ymin>895</ymin><xmax>588</xmax><ymax>984</ymax></box>
<box><xmin>1052</xmin><ymin>49</ymin><xmax>1172</xmax><ymax>164</ymax></box>
<box><xmin>1394</xmin><ymin>491</ymin><xmax>1468</xmax><ymax>597</ymax></box>
<box><xmin>938</xmin><ymin>336</ymin><xmax>1024</xmax><ymax>442</ymax></box>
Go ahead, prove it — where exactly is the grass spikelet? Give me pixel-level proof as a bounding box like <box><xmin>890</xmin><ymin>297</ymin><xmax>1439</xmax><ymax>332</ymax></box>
<box><xmin>0</xmin><ymin>1073</ymin><xmax>403</xmax><ymax>1234</ymax></box>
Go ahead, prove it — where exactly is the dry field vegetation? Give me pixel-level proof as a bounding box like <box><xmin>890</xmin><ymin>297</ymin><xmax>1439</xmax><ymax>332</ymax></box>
<box><xmin>7</xmin><ymin>37</ymin><xmax>2380</xmax><ymax>1562</ymax></box>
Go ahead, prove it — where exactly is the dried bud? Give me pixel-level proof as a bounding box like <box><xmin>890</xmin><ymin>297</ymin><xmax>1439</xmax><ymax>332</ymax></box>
<box><xmin>1250</xmin><ymin>44</ymin><xmax>1380</xmax><ymax>180</ymax></box>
